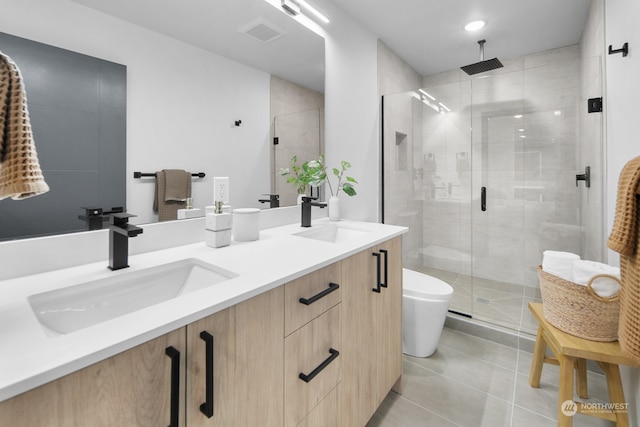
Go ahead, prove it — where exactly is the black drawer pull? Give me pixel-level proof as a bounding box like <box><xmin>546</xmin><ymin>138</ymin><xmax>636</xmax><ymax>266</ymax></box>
<box><xmin>481</xmin><ymin>186</ymin><xmax>487</xmax><ymax>211</ymax></box>
<box><xmin>299</xmin><ymin>282</ymin><xmax>340</xmax><ymax>305</ymax></box>
<box><xmin>380</xmin><ymin>249</ymin><xmax>388</xmax><ymax>288</ymax></box>
<box><xmin>372</xmin><ymin>252</ymin><xmax>381</xmax><ymax>293</ymax></box>
<box><xmin>199</xmin><ymin>331</ymin><xmax>214</xmax><ymax>418</ymax></box>
<box><xmin>165</xmin><ymin>346</ymin><xmax>180</xmax><ymax>427</ymax></box>
<box><xmin>298</xmin><ymin>348</ymin><xmax>340</xmax><ymax>383</ymax></box>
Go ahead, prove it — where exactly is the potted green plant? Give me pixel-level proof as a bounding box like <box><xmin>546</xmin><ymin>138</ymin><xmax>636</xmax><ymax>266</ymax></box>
<box><xmin>306</xmin><ymin>155</ymin><xmax>357</xmax><ymax>221</ymax></box>
<box><xmin>278</xmin><ymin>155</ymin><xmax>314</xmax><ymax>203</ymax></box>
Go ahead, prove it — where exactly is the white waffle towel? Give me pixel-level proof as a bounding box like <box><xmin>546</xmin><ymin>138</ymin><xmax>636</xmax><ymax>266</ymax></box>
<box><xmin>542</xmin><ymin>250</ymin><xmax>580</xmax><ymax>282</ymax></box>
<box><xmin>573</xmin><ymin>260</ymin><xmax>621</xmax><ymax>298</ymax></box>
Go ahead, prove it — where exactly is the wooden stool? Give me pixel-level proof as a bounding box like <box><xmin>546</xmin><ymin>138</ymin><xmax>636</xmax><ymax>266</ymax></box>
<box><xmin>528</xmin><ymin>302</ymin><xmax>637</xmax><ymax>427</ymax></box>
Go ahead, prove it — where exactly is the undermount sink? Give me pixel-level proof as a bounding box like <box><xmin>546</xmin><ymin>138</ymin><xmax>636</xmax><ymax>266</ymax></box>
<box><xmin>293</xmin><ymin>223</ymin><xmax>370</xmax><ymax>244</ymax></box>
<box><xmin>28</xmin><ymin>259</ymin><xmax>237</xmax><ymax>336</ymax></box>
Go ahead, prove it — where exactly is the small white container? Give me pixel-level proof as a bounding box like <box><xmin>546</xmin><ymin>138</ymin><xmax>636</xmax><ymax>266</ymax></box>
<box><xmin>232</xmin><ymin>208</ymin><xmax>260</xmax><ymax>242</ymax></box>
<box><xmin>206</xmin><ymin>212</ymin><xmax>232</xmax><ymax>231</ymax></box>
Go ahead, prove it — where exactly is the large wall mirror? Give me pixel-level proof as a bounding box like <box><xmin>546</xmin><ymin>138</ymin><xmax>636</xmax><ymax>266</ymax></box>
<box><xmin>0</xmin><ymin>0</ymin><xmax>325</xmax><ymax>241</ymax></box>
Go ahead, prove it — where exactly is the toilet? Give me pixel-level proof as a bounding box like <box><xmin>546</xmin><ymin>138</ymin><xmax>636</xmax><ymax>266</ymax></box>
<box><xmin>402</xmin><ymin>268</ymin><xmax>454</xmax><ymax>357</ymax></box>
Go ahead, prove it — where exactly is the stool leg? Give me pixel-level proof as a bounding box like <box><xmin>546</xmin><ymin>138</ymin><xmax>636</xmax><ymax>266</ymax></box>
<box><xmin>599</xmin><ymin>362</ymin><xmax>630</xmax><ymax>427</ymax></box>
<box><xmin>575</xmin><ymin>358</ymin><xmax>588</xmax><ymax>399</ymax></box>
<box><xmin>558</xmin><ymin>354</ymin><xmax>575</xmax><ymax>427</ymax></box>
<box><xmin>529</xmin><ymin>325</ymin><xmax>546</xmax><ymax>388</ymax></box>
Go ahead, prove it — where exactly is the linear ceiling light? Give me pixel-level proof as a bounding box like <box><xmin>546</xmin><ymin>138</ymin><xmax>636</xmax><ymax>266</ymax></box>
<box><xmin>419</xmin><ymin>89</ymin><xmax>436</xmax><ymax>101</ymax></box>
<box><xmin>296</xmin><ymin>0</ymin><xmax>330</xmax><ymax>23</ymax></box>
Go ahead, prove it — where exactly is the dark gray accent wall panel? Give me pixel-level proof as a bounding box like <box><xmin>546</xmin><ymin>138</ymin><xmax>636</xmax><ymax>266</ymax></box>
<box><xmin>0</xmin><ymin>32</ymin><xmax>126</xmax><ymax>240</ymax></box>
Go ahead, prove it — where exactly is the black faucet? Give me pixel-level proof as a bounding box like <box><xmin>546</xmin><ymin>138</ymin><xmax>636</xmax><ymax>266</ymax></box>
<box><xmin>258</xmin><ymin>194</ymin><xmax>280</xmax><ymax>209</ymax></box>
<box><xmin>301</xmin><ymin>196</ymin><xmax>326</xmax><ymax>227</ymax></box>
<box><xmin>108</xmin><ymin>213</ymin><xmax>143</xmax><ymax>270</ymax></box>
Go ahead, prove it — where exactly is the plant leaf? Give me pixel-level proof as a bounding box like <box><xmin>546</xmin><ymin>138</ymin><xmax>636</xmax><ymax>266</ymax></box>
<box><xmin>342</xmin><ymin>183</ymin><xmax>356</xmax><ymax>196</ymax></box>
<box><xmin>341</xmin><ymin>160</ymin><xmax>351</xmax><ymax>170</ymax></box>
<box><xmin>346</xmin><ymin>176</ymin><xmax>357</xmax><ymax>183</ymax></box>
<box><xmin>332</xmin><ymin>167</ymin><xmax>340</xmax><ymax>176</ymax></box>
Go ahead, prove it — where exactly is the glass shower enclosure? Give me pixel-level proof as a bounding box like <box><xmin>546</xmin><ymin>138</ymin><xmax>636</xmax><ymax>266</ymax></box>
<box><xmin>382</xmin><ymin>48</ymin><xmax>603</xmax><ymax>334</ymax></box>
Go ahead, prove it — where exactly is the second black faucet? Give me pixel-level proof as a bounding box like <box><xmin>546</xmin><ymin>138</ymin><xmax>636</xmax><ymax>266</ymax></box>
<box><xmin>301</xmin><ymin>196</ymin><xmax>326</xmax><ymax>227</ymax></box>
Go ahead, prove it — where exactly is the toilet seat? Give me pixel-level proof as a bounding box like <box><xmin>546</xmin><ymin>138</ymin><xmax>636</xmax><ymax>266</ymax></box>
<box><xmin>403</xmin><ymin>268</ymin><xmax>453</xmax><ymax>301</ymax></box>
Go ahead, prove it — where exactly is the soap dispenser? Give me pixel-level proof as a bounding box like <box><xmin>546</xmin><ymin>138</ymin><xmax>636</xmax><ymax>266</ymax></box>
<box><xmin>205</xmin><ymin>201</ymin><xmax>232</xmax><ymax>248</ymax></box>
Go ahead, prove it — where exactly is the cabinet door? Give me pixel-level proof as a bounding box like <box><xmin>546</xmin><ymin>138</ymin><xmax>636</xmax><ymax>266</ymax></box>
<box><xmin>339</xmin><ymin>248</ymin><xmax>379</xmax><ymax>426</ymax></box>
<box><xmin>0</xmin><ymin>328</ymin><xmax>186</xmax><ymax>427</ymax></box>
<box><xmin>234</xmin><ymin>287</ymin><xmax>284</xmax><ymax>426</ymax></box>
<box><xmin>186</xmin><ymin>306</ymin><xmax>235</xmax><ymax>427</ymax></box>
<box><xmin>376</xmin><ymin>236</ymin><xmax>403</xmax><ymax>403</ymax></box>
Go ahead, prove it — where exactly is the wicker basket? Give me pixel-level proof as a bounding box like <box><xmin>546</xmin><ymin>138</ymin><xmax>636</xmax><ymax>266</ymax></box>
<box><xmin>538</xmin><ymin>266</ymin><xmax>621</xmax><ymax>342</ymax></box>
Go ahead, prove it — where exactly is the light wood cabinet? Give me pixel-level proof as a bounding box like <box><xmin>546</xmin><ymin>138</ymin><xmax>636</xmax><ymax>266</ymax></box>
<box><xmin>340</xmin><ymin>236</ymin><xmax>403</xmax><ymax>426</ymax></box>
<box><xmin>0</xmin><ymin>328</ymin><xmax>186</xmax><ymax>427</ymax></box>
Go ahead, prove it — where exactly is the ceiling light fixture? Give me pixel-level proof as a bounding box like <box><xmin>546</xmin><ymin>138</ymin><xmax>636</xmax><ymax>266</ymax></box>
<box><xmin>464</xmin><ymin>20</ymin><xmax>486</xmax><ymax>32</ymax></box>
<box><xmin>296</xmin><ymin>0</ymin><xmax>330</xmax><ymax>23</ymax></box>
<box><xmin>419</xmin><ymin>89</ymin><xmax>436</xmax><ymax>101</ymax></box>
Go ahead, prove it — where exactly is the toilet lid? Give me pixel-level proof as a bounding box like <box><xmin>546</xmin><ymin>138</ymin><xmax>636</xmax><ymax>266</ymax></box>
<box><xmin>403</xmin><ymin>268</ymin><xmax>453</xmax><ymax>301</ymax></box>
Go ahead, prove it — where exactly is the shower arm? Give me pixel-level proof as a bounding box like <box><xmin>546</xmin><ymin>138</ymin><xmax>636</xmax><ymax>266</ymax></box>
<box><xmin>478</xmin><ymin>39</ymin><xmax>485</xmax><ymax>61</ymax></box>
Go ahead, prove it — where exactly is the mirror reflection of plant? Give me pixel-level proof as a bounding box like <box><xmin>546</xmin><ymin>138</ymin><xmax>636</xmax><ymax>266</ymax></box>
<box><xmin>278</xmin><ymin>155</ymin><xmax>312</xmax><ymax>195</ymax></box>
<box><xmin>307</xmin><ymin>155</ymin><xmax>357</xmax><ymax>197</ymax></box>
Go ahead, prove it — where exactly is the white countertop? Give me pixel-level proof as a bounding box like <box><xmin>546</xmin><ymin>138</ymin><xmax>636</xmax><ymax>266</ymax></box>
<box><xmin>0</xmin><ymin>218</ymin><xmax>406</xmax><ymax>402</ymax></box>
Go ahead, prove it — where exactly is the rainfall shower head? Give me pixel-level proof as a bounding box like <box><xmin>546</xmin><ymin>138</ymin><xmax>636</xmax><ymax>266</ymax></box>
<box><xmin>460</xmin><ymin>39</ymin><xmax>504</xmax><ymax>75</ymax></box>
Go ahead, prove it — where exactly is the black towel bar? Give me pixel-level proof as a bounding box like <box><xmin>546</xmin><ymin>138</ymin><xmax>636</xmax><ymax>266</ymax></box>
<box><xmin>133</xmin><ymin>171</ymin><xmax>206</xmax><ymax>178</ymax></box>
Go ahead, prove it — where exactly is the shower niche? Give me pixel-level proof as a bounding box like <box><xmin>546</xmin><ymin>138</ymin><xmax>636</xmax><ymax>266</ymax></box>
<box><xmin>382</xmin><ymin>45</ymin><xmax>604</xmax><ymax>333</ymax></box>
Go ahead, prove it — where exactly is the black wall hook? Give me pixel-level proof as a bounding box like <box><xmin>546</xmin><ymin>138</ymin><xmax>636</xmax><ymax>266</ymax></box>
<box><xmin>608</xmin><ymin>43</ymin><xmax>629</xmax><ymax>57</ymax></box>
<box><xmin>234</xmin><ymin>120</ymin><xmax>242</xmax><ymax>126</ymax></box>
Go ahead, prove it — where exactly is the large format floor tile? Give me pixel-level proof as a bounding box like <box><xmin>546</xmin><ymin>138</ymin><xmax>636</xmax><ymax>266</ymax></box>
<box><xmin>369</xmin><ymin>327</ymin><xmax>613</xmax><ymax>427</ymax></box>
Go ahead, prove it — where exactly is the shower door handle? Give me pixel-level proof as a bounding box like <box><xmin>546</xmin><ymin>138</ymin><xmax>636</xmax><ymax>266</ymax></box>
<box><xmin>481</xmin><ymin>187</ymin><xmax>487</xmax><ymax>211</ymax></box>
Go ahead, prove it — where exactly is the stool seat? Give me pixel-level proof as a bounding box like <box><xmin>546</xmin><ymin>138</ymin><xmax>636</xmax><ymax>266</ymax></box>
<box><xmin>528</xmin><ymin>302</ymin><xmax>638</xmax><ymax>427</ymax></box>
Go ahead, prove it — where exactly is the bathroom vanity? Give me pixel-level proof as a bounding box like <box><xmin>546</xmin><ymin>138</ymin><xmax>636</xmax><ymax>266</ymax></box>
<box><xmin>0</xmin><ymin>218</ymin><xmax>405</xmax><ymax>426</ymax></box>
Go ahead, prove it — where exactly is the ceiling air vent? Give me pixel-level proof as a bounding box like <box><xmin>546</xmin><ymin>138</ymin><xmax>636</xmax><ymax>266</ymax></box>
<box><xmin>238</xmin><ymin>18</ymin><xmax>287</xmax><ymax>44</ymax></box>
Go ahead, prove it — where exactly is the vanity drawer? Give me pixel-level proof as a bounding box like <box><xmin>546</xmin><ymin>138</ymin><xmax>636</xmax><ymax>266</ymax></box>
<box><xmin>284</xmin><ymin>305</ymin><xmax>341</xmax><ymax>426</ymax></box>
<box><xmin>296</xmin><ymin>386</ymin><xmax>338</xmax><ymax>427</ymax></box>
<box><xmin>284</xmin><ymin>263</ymin><xmax>341</xmax><ymax>336</ymax></box>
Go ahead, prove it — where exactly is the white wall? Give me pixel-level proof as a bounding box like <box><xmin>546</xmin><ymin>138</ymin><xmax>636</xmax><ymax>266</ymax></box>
<box><xmin>605</xmin><ymin>0</ymin><xmax>640</xmax><ymax>424</ymax></box>
<box><xmin>0</xmin><ymin>0</ymin><xmax>271</xmax><ymax>224</ymax></box>
<box><xmin>313</xmin><ymin>0</ymin><xmax>380</xmax><ymax>222</ymax></box>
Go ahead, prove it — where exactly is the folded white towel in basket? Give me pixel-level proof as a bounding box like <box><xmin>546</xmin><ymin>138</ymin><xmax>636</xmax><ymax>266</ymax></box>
<box><xmin>542</xmin><ymin>250</ymin><xmax>580</xmax><ymax>282</ymax></box>
<box><xmin>573</xmin><ymin>260</ymin><xmax>621</xmax><ymax>298</ymax></box>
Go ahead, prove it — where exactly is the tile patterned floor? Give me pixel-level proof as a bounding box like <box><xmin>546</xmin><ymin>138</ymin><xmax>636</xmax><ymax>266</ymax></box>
<box><xmin>367</xmin><ymin>328</ymin><xmax>614</xmax><ymax>427</ymax></box>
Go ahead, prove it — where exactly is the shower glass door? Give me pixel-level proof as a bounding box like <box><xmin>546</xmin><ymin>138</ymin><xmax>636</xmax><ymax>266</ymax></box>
<box><xmin>383</xmin><ymin>49</ymin><xmax>603</xmax><ymax>334</ymax></box>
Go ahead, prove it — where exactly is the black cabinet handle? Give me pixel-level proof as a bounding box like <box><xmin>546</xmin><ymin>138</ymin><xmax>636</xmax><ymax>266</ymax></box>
<box><xmin>380</xmin><ymin>249</ymin><xmax>388</xmax><ymax>288</ymax></box>
<box><xmin>299</xmin><ymin>282</ymin><xmax>340</xmax><ymax>305</ymax></box>
<box><xmin>481</xmin><ymin>186</ymin><xmax>487</xmax><ymax>211</ymax></box>
<box><xmin>199</xmin><ymin>331</ymin><xmax>214</xmax><ymax>418</ymax></box>
<box><xmin>165</xmin><ymin>346</ymin><xmax>180</xmax><ymax>427</ymax></box>
<box><xmin>298</xmin><ymin>348</ymin><xmax>340</xmax><ymax>383</ymax></box>
<box><xmin>372</xmin><ymin>252</ymin><xmax>381</xmax><ymax>293</ymax></box>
